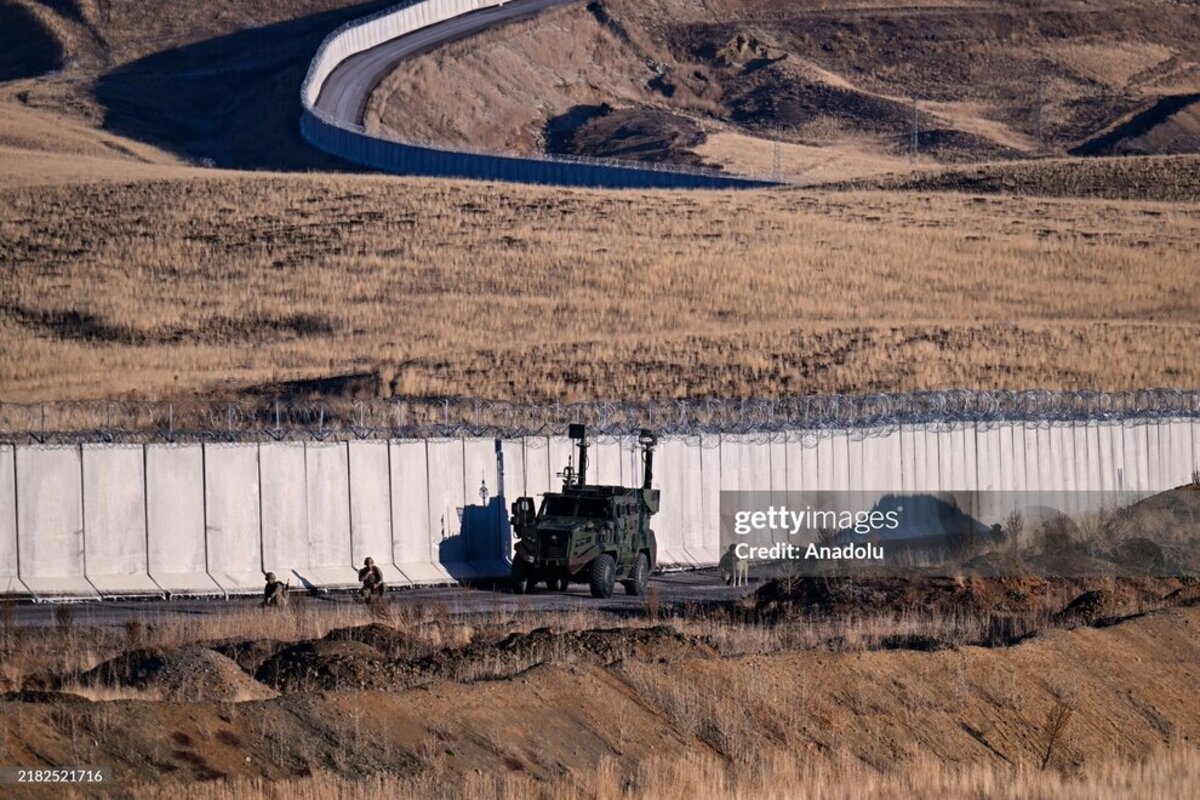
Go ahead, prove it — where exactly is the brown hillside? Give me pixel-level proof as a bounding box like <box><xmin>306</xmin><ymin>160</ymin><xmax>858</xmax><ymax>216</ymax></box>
<box><xmin>369</xmin><ymin>0</ymin><xmax>1200</xmax><ymax>178</ymax></box>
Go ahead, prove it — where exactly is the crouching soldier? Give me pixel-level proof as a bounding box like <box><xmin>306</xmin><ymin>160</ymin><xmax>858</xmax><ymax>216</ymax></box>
<box><xmin>262</xmin><ymin>572</ymin><xmax>288</xmax><ymax>608</ymax></box>
<box><xmin>359</xmin><ymin>557</ymin><xmax>385</xmax><ymax>600</ymax></box>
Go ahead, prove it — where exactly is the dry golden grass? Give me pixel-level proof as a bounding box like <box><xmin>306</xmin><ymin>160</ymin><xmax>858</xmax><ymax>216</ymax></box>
<box><xmin>4</xmin><ymin>602</ymin><xmax>1198</xmax><ymax>796</ymax></box>
<box><xmin>110</xmin><ymin>745</ymin><xmax>1200</xmax><ymax>800</ymax></box>
<box><xmin>0</xmin><ymin>168</ymin><xmax>1197</xmax><ymax>401</ymax></box>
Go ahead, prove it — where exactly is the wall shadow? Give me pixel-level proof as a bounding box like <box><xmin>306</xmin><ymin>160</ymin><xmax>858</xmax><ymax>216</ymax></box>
<box><xmin>439</xmin><ymin>496</ymin><xmax>508</xmax><ymax>581</ymax></box>
<box><xmin>93</xmin><ymin>1</ymin><xmax>392</xmax><ymax>170</ymax></box>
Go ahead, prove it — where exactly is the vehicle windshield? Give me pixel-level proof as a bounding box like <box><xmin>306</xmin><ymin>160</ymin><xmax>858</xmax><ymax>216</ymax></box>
<box><xmin>540</xmin><ymin>496</ymin><xmax>576</xmax><ymax>517</ymax></box>
<box><xmin>577</xmin><ymin>499</ymin><xmax>611</xmax><ymax>519</ymax></box>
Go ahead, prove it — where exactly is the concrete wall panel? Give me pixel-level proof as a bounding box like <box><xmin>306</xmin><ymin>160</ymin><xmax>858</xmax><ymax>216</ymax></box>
<box><xmin>678</xmin><ymin>437</ymin><xmax>711</xmax><ymax>564</ymax></box>
<box><xmin>1163</xmin><ymin>420</ymin><xmax>1194</xmax><ymax>488</ymax></box>
<box><xmin>81</xmin><ymin>445</ymin><xmax>157</xmax><ymax>595</ymax></box>
<box><xmin>719</xmin><ymin>434</ymin><xmax>741</xmax><ymax>492</ymax></box>
<box><xmin>463</xmin><ymin>438</ymin><xmax>506</xmax><ymax>576</ymax></box>
<box><xmin>1120</xmin><ymin>424</ymin><xmax>1150</xmax><ymax>494</ymax></box>
<box><xmin>259</xmin><ymin>443</ymin><xmax>309</xmax><ymax>586</ymax></box>
<box><xmin>934</xmin><ymin>428</ymin><xmax>957</xmax><ymax>493</ymax></box>
<box><xmin>1008</xmin><ymin>424</ymin><xmax>1029</xmax><ymax>493</ymax></box>
<box><xmin>16</xmin><ymin>447</ymin><xmax>93</xmax><ymax>596</ymax></box>
<box><xmin>697</xmin><ymin>436</ymin><xmax>722</xmax><ymax>565</ymax></box>
<box><xmin>1096</xmin><ymin>423</ymin><xmax>1118</xmax><ymax>493</ymax></box>
<box><xmin>304</xmin><ymin>443</ymin><xmax>357</xmax><ymax>586</ymax></box>
<box><xmin>498</xmin><ymin>439</ymin><xmax>525</xmax><ymax>560</ymax></box>
<box><xmin>861</xmin><ymin>428</ymin><xmax>903</xmax><ymax>492</ymax></box>
<box><xmin>390</xmin><ymin>440</ymin><xmax>447</xmax><ymax>583</ymax></box>
<box><xmin>426</xmin><ymin>439</ymin><xmax>471</xmax><ymax>579</ymax></box>
<box><xmin>681</xmin><ymin>441</ymin><xmax>715</xmax><ymax>566</ymax></box>
<box><xmin>523</xmin><ymin>437</ymin><xmax>552</xmax><ymax>505</ymax></box>
<box><xmin>847</xmin><ymin>434</ymin><xmax>866</xmax><ymax>492</ymax></box>
<box><xmin>769</xmin><ymin>437</ymin><xmax>788</xmax><ymax>500</ymax></box>
<box><xmin>347</xmin><ymin>441</ymin><xmax>404</xmax><ymax>585</ymax></box>
<box><xmin>976</xmin><ymin>426</ymin><xmax>1003</xmax><ymax>492</ymax></box>
<box><xmin>592</xmin><ymin>438</ymin><xmax>623</xmax><ymax>487</ymax></box>
<box><xmin>1025</xmin><ymin>426</ymin><xmax>1046</xmax><ymax>491</ymax></box>
<box><xmin>974</xmin><ymin>425</ymin><xmax>1008</xmax><ymax>527</ymax></box>
<box><xmin>145</xmin><ymin>445</ymin><xmax>217</xmax><ymax>594</ymax></box>
<box><xmin>1077</xmin><ymin>423</ymin><xmax>1102</xmax><ymax>493</ymax></box>
<box><xmin>1145</xmin><ymin>422</ymin><xmax>1164</xmax><ymax>492</ymax></box>
<box><xmin>830</xmin><ymin>432</ymin><xmax>851</xmax><ymax>492</ymax></box>
<box><xmin>654</xmin><ymin>437</ymin><xmax>694</xmax><ymax>565</ymax></box>
<box><xmin>788</xmin><ymin>433</ymin><xmax>809</xmax><ymax>491</ymax></box>
<box><xmin>916</xmin><ymin>427</ymin><xmax>940</xmax><ymax>492</ymax></box>
<box><xmin>203</xmin><ymin>444</ymin><xmax>262</xmax><ymax>593</ymax></box>
<box><xmin>900</xmin><ymin>427</ymin><xmax>920</xmax><ymax>493</ymax></box>
<box><xmin>0</xmin><ymin>445</ymin><xmax>26</xmax><ymax>594</ymax></box>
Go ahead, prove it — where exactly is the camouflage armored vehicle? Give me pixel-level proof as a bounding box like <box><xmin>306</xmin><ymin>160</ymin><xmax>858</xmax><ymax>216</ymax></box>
<box><xmin>510</xmin><ymin>426</ymin><xmax>659</xmax><ymax>598</ymax></box>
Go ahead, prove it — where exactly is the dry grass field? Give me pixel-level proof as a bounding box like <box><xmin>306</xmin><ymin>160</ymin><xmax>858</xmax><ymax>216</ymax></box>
<box><xmin>1</xmin><ymin>162</ymin><xmax>1197</xmax><ymax>401</ymax></box>
<box><xmin>117</xmin><ymin>747</ymin><xmax>1200</xmax><ymax>800</ymax></box>
<box><xmin>0</xmin><ymin>0</ymin><xmax>1196</xmax><ymax>404</ymax></box>
<box><xmin>2</xmin><ymin>584</ymin><xmax>1199</xmax><ymax>797</ymax></box>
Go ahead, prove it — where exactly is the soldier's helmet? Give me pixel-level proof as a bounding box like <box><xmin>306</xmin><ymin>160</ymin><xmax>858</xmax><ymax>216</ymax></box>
<box><xmin>364</xmin><ymin>557</ymin><xmax>374</xmax><ymax>567</ymax></box>
<box><xmin>265</xmin><ymin>572</ymin><xmax>277</xmax><ymax>582</ymax></box>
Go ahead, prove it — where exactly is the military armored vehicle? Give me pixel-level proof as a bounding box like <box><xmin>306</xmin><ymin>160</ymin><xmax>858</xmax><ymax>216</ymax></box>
<box><xmin>510</xmin><ymin>425</ymin><xmax>659</xmax><ymax>598</ymax></box>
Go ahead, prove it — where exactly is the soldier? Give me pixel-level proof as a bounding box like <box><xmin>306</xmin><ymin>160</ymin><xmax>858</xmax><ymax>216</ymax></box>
<box><xmin>359</xmin><ymin>557</ymin><xmax>385</xmax><ymax>600</ymax></box>
<box><xmin>262</xmin><ymin>572</ymin><xmax>287</xmax><ymax>608</ymax></box>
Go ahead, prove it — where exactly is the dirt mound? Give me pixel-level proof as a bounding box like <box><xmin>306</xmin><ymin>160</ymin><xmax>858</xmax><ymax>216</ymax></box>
<box><xmin>715</xmin><ymin>32</ymin><xmax>786</xmax><ymax>70</ymax></box>
<box><xmin>751</xmin><ymin>574</ymin><xmax>1191</xmax><ymax>627</ymax></box>
<box><xmin>254</xmin><ymin>639</ymin><xmax>405</xmax><ymax>692</ymax></box>
<box><xmin>751</xmin><ymin>575</ymin><xmax>1054</xmax><ymax>619</ymax></box>
<box><xmin>1102</xmin><ymin>485</ymin><xmax>1200</xmax><ymax>569</ymax></box>
<box><xmin>207</xmin><ymin>638</ymin><xmax>291</xmax><ymax>675</ymax></box>
<box><xmin>79</xmin><ymin>647</ymin><xmax>276</xmax><ymax>702</ymax></box>
<box><xmin>545</xmin><ymin>105</ymin><xmax>711</xmax><ymax>166</ymax></box>
<box><xmin>418</xmin><ymin>625</ymin><xmax>718</xmax><ymax>680</ymax></box>
<box><xmin>1053</xmin><ymin>589</ymin><xmax>1132</xmax><ymax>626</ymax></box>
<box><xmin>323</xmin><ymin>623</ymin><xmax>415</xmax><ymax>658</ymax></box>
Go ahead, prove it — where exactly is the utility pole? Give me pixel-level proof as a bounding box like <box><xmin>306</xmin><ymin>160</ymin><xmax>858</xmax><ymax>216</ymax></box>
<box><xmin>911</xmin><ymin>96</ymin><xmax>919</xmax><ymax>165</ymax></box>
<box><xmin>771</xmin><ymin>137</ymin><xmax>782</xmax><ymax>182</ymax></box>
<box><xmin>1035</xmin><ymin>77</ymin><xmax>1044</xmax><ymax>155</ymax></box>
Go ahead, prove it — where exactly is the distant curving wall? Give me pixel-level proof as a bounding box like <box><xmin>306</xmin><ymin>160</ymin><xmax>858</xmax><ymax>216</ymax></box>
<box><xmin>299</xmin><ymin>0</ymin><xmax>777</xmax><ymax>188</ymax></box>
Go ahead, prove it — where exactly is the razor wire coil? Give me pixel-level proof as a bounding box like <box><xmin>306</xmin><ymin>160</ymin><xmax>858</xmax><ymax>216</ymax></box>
<box><xmin>0</xmin><ymin>390</ymin><xmax>1198</xmax><ymax>445</ymax></box>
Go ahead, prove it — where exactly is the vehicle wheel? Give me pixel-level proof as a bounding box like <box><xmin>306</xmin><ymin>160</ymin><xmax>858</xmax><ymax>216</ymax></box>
<box><xmin>589</xmin><ymin>554</ymin><xmax>616</xmax><ymax>599</ymax></box>
<box><xmin>510</xmin><ymin>560</ymin><xmax>533</xmax><ymax>594</ymax></box>
<box><xmin>547</xmin><ymin>576</ymin><xmax>567</xmax><ymax>592</ymax></box>
<box><xmin>623</xmin><ymin>553</ymin><xmax>650</xmax><ymax>596</ymax></box>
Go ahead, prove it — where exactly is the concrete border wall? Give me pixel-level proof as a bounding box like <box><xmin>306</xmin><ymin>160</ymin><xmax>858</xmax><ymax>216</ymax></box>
<box><xmin>0</xmin><ymin>445</ymin><xmax>26</xmax><ymax>594</ymax></box>
<box><xmin>298</xmin><ymin>0</ymin><xmax>775</xmax><ymax>189</ymax></box>
<box><xmin>15</xmin><ymin>446</ymin><xmax>93</xmax><ymax>597</ymax></box>
<box><xmin>3</xmin><ymin>421</ymin><xmax>1199</xmax><ymax>597</ymax></box>
<box><xmin>146</xmin><ymin>445</ymin><xmax>219</xmax><ymax>595</ymax></box>
<box><xmin>81</xmin><ymin>445</ymin><xmax>159</xmax><ymax>596</ymax></box>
